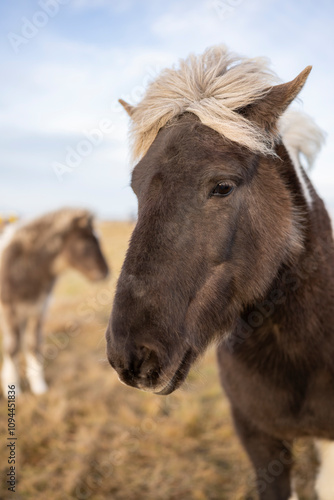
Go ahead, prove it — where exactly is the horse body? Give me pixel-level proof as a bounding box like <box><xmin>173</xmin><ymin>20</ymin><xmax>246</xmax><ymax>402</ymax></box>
<box><xmin>0</xmin><ymin>208</ymin><xmax>109</xmax><ymax>395</ymax></box>
<box><xmin>218</xmin><ymin>178</ymin><xmax>334</xmax><ymax>498</ymax></box>
<box><xmin>106</xmin><ymin>46</ymin><xmax>334</xmax><ymax>499</ymax></box>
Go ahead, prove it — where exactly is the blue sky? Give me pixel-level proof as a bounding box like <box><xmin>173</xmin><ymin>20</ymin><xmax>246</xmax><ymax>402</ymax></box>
<box><xmin>1</xmin><ymin>0</ymin><xmax>333</xmax><ymax>219</ymax></box>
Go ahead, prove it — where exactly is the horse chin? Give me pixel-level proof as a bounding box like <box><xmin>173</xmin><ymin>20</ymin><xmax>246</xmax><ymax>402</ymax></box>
<box><xmin>92</xmin><ymin>268</ymin><xmax>109</xmax><ymax>281</ymax></box>
<box><xmin>154</xmin><ymin>348</ymin><xmax>195</xmax><ymax>396</ymax></box>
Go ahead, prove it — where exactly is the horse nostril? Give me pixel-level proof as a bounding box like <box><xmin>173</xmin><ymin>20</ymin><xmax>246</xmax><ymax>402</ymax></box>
<box><xmin>137</xmin><ymin>346</ymin><xmax>161</xmax><ymax>381</ymax></box>
<box><xmin>146</xmin><ymin>368</ymin><xmax>160</xmax><ymax>382</ymax></box>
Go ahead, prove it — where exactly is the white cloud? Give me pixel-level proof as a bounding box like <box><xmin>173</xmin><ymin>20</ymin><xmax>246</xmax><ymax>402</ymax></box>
<box><xmin>70</xmin><ymin>0</ymin><xmax>135</xmax><ymax>12</ymax></box>
<box><xmin>1</xmin><ymin>0</ymin><xmax>333</xmax><ymax>218</ymax></box>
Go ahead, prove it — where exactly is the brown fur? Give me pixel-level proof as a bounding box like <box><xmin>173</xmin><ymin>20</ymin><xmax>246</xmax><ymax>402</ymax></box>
<box><xmin>0</xmin><ymin>208</ymin><xmax>109</xmax><ymax>395</ymax></box>
<box><xmin>106</xmin><ymin>48</ymin><xmax>334</xmax><ymax>500</ymax></box>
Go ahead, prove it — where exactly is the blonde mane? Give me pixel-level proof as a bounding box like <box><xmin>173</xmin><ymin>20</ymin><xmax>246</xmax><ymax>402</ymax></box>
<box><xmin>279</xmin><ymin>109</ymin><xmax>325</xmax><ymax>170</ymax></box>
<box><xmin>127</xmin><ymin>45</ymin><xmax>324</xmax><ymax>167</ymax></box>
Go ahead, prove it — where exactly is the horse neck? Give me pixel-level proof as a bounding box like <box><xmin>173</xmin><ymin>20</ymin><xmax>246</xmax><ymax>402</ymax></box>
<box><xmin>232</xmin><ymin>178</ymin><xmax>334</xmax><ymax>372</ymax></box>
<box><xmin>283</xmin><ymin>187</ymin><xmax>334</xmax><ymax>324</ymax></box>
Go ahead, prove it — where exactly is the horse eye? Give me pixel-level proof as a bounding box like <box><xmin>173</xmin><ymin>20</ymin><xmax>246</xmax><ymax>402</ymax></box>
<box><xmin>210</xmin><ymin>183</ymin><xmax>234</xmax><ymax>197</ymax></box>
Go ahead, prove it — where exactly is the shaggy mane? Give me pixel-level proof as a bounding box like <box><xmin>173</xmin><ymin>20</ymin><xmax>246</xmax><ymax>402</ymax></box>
<box><xmin>2</xmin><ymin>208</ymin><xmax>93</xmax><ymax>256</ymax></box>
<box><xmin>127</xmin><ymin>45</ymin><xmax>324</xmax><ymax>167</ymax></box>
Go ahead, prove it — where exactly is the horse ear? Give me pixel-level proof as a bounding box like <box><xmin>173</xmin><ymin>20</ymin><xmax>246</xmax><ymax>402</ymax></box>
<box><xmin>119</xmin><ymin>99</ymin><xmax>135</xmax><ymax>118</ymax></box>
<box><xmin>240</xmin><ymin>66</ymin><xmax>312</xmax><ymax>133</ymax></box>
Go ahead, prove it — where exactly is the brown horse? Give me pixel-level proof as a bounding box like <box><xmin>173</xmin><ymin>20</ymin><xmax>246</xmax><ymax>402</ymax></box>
<box><xmin>105</xmin><ymin>46</ymin><xmax>334</xmax><ymax>500</ymax></box>
<box><xmin>0</xmin><ymin>208</ymin><xmax>109</xmax><ymax>395</ymax></box>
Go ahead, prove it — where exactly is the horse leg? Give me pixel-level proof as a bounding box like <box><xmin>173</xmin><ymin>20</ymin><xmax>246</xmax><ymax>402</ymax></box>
<box><xmin>231</xmin><ymin>406</ymin><xmax>297</xmax><ymax>500</ymax></box>
<box><xmin>23</xmin><ymin>312</ymin><xmax>48</xmax><ymax>395</ymax></box>
<box><xmin>1</xmin><ymin>305</ymin><xmax>22</xmax><ymax>395</ymax></box>
<box><xmin>314</xmin><ymin>439</ymin><xmax>334</xmax><ymax>500</ymax></box>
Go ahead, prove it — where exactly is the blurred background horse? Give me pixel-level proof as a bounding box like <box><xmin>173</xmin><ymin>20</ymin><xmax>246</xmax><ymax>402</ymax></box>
<box><xmin>0</xmin><ymin>208</ymin><xmax>109</xmax><ymax>395</ymax></box>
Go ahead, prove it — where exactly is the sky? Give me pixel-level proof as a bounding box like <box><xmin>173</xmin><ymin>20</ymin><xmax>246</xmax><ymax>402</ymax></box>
<box><xmin>0</xmin><ymin>0</ymin><xmax>333</xmax><ymax>220</ymax></box>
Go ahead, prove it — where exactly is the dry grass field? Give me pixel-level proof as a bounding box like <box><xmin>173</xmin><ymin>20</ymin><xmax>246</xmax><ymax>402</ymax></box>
<box><xmin>0</xmin><ymin>221</ymin><xmax>319</xmax><ymax>500</ymax></box>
